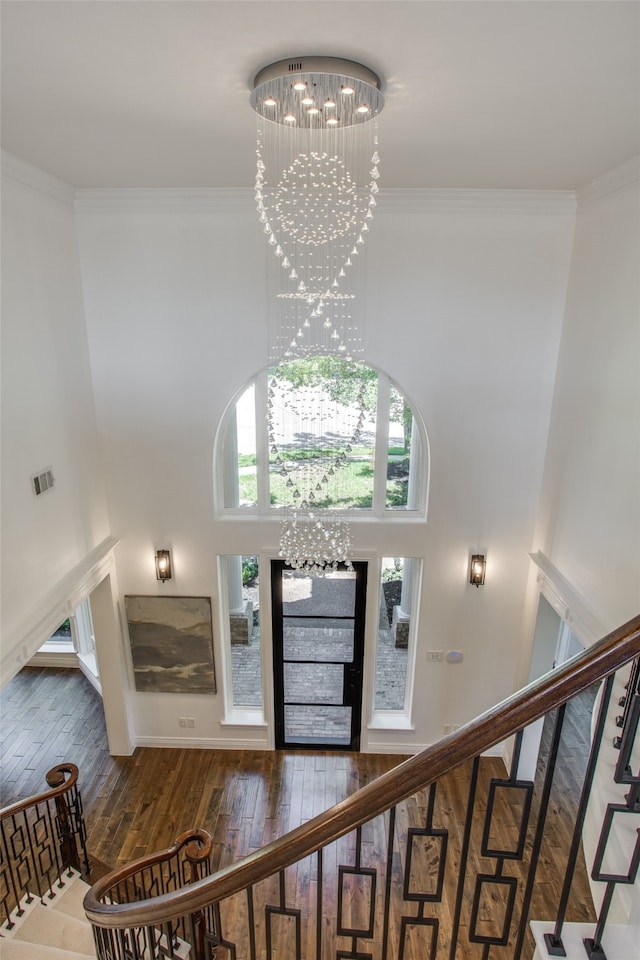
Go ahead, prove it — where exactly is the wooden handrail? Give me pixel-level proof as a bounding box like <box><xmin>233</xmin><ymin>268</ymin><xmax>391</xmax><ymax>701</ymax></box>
<box><xmin>0</xmin><ymin>763</ymin><xmax>80</xmax><ymax>821</ymax></box>
<box><xmin>93</xmin><ymin>829</ymin><xmax>212</xmax><ymax>892</ymax></box>
<box><xmin>84</xmin><ymin>613</ymin><xmax>640</xmax><ymax>929</ymax></box>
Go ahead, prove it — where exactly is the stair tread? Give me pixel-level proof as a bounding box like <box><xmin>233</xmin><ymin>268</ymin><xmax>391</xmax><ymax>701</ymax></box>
<box><xmin>44</xmin><ymin>870</ymin><xmax>92</xmax><ymax>923</ymax></box>
<box><xmin>5</xmin><ymin>899</ymin><xmax>95</xmax><ymax>955</ymax></box>
<box><xmin>0</xmin><ymin>940</ymin><xmax>96</xmax><ymax>960</ymax></box>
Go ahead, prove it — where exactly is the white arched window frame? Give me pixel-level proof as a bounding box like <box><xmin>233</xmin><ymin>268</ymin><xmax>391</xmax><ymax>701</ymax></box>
<box><xmin>214</xmin><ymin>364</ymin><xmax>429</xmax><ymax>520</ymax></box>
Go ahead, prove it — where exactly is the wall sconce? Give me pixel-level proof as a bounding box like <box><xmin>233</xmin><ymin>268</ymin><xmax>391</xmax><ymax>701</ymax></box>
<box><xmin>155</xmin><ymin>549</ymin><xmax>172</xmax><ymax>582</ymax></box>
<box><xmin>469</xmin><ymin>554</ymin><xmax>486</xmax><ymax>587</ymax></box>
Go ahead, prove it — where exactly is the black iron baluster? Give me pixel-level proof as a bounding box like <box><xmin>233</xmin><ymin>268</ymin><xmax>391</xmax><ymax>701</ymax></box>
<box><xmin>583</xmin><ymin>882</ymin><xmax>616</xmax><ymax>960</ymax></box>
<box><xmin>512</xmin><ymin>703</ymin><xmax>566</xmax><ymax>958</ymax></box>
<box><xmin>1</xmin><ymin>815</ymin><xmax>23</xmax><ymax>925</ymax></box>
<box><xmin>381</xmin><ymin>805</ymin><xmax>396</xmax><ymax>960</ymax></box>
<box><xmin>586</xmin><ymin>801</ymin><xmax>640</xmax><ymax>957</ymax></box>
<box><xmin>26</xmin><ymin>800</ymin><xmax>50</xmax><ymax>901</ymax></box>
<box><xmin>316</xmin><ymin>846</ymin><xmax>323</xmax><ymax>960</ymax></box>
<box><xmin>398</xmin><ymin>785</ymin><xmax>442</xmax><ymax>960</ymax></box>
<box><xmin>448</xmin><ymin>755</ymin><xmax>480</xmax><ymax>960</ymax></box>
<box><xmin>336</xmin><ymin>824</ymin><xmax>376</xmax><ymax>956</ymax></box>
<box><xmin>470</xmin><ymin>730</ymin><xmax>531</xmax><ymax>958</ymax></box>
<box><xmin>247</xmin><ymin>884</ymin><xmax>257</xmax><ymax>960</ymax></box>
<box><xmin>265</xmin><ymin>869</ymin><xmax>302</xmax><ymax>958</ymax></box>
<box><xmin>210</xmin><ymin>900</ymin><xmax>237</xmax><ymax>960</ymax></box>
<box><xmin>542</xmin><ymin>675</ymin><xmax>614</xmax><ymax>957</ymax></box>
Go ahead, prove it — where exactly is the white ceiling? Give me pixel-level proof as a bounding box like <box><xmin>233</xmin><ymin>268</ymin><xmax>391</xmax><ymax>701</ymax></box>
<box><xmin>1</xmin><ymin>0</ymin><xmax>639</xmax><ymax>190</ymax></box>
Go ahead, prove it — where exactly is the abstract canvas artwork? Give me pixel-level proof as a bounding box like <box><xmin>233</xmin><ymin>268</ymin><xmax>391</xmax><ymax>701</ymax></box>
<box><xmin>125</xmin><ymin>595</ymin><xmax>216</xmax><ymax>694</ymax></box>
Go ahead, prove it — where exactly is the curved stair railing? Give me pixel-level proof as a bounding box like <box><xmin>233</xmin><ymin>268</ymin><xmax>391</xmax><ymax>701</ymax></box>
<box><xmin>0</xmin><ymin>762</ymin><xmax>90</xmax><ymax>928</ymax></box>
<box><xmin>80</xmin><ymin>613</ymin><xmax>638</xmax><ymax>959</ymax></box>
<box><xmin>88</xmin><ymin>828</ymin><xmax>216</xmax><ymax>960</ymax></box>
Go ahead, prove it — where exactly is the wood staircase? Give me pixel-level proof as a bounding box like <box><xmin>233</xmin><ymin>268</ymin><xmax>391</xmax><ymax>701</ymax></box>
<box><xmin>2</xmin><ymin>614</ymin><xmax>639</xmax><ymax>960</ymax></box>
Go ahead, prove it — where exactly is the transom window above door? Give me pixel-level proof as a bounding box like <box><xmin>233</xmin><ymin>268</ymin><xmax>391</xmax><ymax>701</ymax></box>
<box><xmin>215</xmin><ymin>358</ymin><xmax>428</xmax><ymax>518</ymax></box>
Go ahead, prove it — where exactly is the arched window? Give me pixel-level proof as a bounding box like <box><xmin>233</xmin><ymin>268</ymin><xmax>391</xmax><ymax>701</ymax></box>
<box><xmin>215</xmin><ymin>357</ymin><xmax>428</xmax><ymax>518</ymax></box>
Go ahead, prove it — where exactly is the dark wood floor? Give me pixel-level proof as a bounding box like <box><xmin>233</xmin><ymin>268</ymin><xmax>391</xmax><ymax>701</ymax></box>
<box><xmin>1</xmin><ymin>667</ymin><xmax>597</xmax><ymax>959</ymax></box>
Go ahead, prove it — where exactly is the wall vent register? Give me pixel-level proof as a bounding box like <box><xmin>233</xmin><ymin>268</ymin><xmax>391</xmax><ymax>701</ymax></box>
<box><xmin>32</xmin><ymin>467</ymin><xmax>55</xmax><ymax>496</ymax></box>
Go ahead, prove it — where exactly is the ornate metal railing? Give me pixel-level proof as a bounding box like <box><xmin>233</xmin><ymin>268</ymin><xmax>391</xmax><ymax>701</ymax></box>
<box><xmin>0</xmin><ymin>762</ymin><xmax>90</xmax><ymax>927</ymax></box>
<box><xmin>89</xmin><ymin>829</ymin><xmax>219</xmax><ymax>960</ymax></box>
<box><xmin>83</xmin><ymin>614</ymin><xmax>640</xmax><ymax>960</ymax></box>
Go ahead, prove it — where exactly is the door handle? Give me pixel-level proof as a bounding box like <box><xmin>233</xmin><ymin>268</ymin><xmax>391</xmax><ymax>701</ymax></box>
<box><xmin>345</xmin><ymin>665</ymin><xmax>360</xmax><ymax>688</ymax></box>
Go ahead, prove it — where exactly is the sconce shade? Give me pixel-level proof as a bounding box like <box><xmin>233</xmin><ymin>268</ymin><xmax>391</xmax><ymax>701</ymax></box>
<box><xmin>155</xmin><ymin>549</ymin><xmax>172</xmax><ymax>581</ymax></box>
<box><xmin>470</xmin><ymin>554</ymin><xmax>486</xmax><ymax>587</ymax></box>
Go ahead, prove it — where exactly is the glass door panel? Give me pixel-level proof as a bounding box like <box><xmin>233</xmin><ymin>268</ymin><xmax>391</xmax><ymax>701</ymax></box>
<box><xmin>272</xmin><ymin>561</ymin><xmax>367</xmax><ymax>749</ymax></box>
<box><xmin>283</xmin><ymin>662</ymin><xmax>345</xmax><ymax>704</ymax></box>
<box><xmin>283</xmin><ymin>617</ymin><xmax>355</xmax><ymax>662</ymax></box>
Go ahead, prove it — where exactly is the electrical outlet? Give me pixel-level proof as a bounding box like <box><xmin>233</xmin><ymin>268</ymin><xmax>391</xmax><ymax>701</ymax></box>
<box><xmin>178</xmin><ymin>717</ymin><xmax>187</xmax><ymax>728</ymax></box>
<box><xmin>425</xmin><ymin>650</ymin><xmax>443</xmax><ymax>662</ymax></box>
<box><xmin>187</xmin><ymin>717</ymin><xmax>195</xmax><ymax>728</ymax></box>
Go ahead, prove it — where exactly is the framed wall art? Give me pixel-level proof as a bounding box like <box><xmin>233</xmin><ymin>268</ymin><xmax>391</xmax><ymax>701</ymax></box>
<box><xmin>125</xmin><ymin>595</ymin><xmax>216</xmax><ymax>694</ymax></box>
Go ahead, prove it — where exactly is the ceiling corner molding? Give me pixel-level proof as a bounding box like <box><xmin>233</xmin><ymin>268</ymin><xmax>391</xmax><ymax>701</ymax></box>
<box><xmin>377</xmin><ymin>188</ymin><xmax>576</xmax><ymax>216</ymax></box>
<box><xmin>73</xmin><ymin>186</ymin><xmax>577</xmax><ymax>217</ymax></box>
<box><xmin>576</xmin><ymin>154</ymin><xmax>640</xmax><ymax>209</ymax></box>
<box><xmin>74</xmin><ymin>187</ymin><xmax>255</xmax><ymax>215</ymax></box>
<box><xmin>529</xmin><ymin>551</ymin><xmax>605</xmax><ymax>648</ymax></box>
<box><xmin>1</xmin><ymin>150</ymin><xmax>75</xmax><ymax>207</ymax></box>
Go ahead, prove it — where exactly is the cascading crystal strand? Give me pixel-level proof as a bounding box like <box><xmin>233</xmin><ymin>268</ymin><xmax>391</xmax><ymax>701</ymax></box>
<box><xmin>267</xmin><ymin>358</ymin><xmax>369</xmax><ymax>508</ymax></box>
<box><xmin>251</xmin><ymin>57</ymin><xmax>383</xmax><ymax>363</ymax></box>
<box><xmin>251</xmin><ymin>57</ymin><xmax>383</xmax><ymax>574</ymax></box>
<box><xmin>279</xmin><ymin>509</ymin><xmax>354</xmax><ymax>576</ymax></box>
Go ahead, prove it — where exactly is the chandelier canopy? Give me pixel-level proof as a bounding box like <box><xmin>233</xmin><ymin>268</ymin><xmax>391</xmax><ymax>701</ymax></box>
<box><xmin>251</xmin><ymin>57</ymin><xmax>384</xmax><ymax>574</ymax></box>
<box><xmin>250</xmin><ymin>57</ymin><xmax>384</xmax><ymax>129</ymax></box>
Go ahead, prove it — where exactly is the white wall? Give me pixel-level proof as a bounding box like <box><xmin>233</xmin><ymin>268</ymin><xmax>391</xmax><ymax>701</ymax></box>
<box><xmin>534</xmin><ymin>159</ymin><xmax>640</xmax><ymax>632</ymax></box>
<box><xmin>526</xmin><ymin>159</ymin><xmax>640</xmax><ymax>937</ymax></box>
<box><xmin>366</xmin><ymin>196</ymin><xmax>575</xmax><ymax>738</ymax></box>
<box><xmin>75</xmin><ymin>187</ymin><xmax>574</xmax><ymax>751</ymax></box>
<box><xmin>75</xmin><ymin>192</ymin><xmax>270</xmax><ymax>747</ymax></box>
<box><xmin>1</xmin><ymin>155</ymin><xmax>110</xmax><ymax>676</ymax></box>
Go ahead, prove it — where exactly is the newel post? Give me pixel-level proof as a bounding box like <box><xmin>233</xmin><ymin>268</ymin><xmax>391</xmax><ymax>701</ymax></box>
<box><xmin>45</xmin><ymin>766</ymin><xmax>81</xmax><ymax>873</ymax></box>
<box><xmin>185</xmin><ymin>834</ymin><xmax>214</xmax><ymax>960</ymax></box>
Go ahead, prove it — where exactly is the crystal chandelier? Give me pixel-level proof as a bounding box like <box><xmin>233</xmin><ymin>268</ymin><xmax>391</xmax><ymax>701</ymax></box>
<box><xmin>251</xmin><ymin>57</ymin><xmax>384</xmax><ymax>575</ymax></box>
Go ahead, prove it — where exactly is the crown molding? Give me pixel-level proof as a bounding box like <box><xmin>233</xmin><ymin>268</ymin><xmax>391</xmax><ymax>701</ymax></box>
<box><xmin>74</xmin><ymin>185</ymin><xmax>576</xmax><ymax>216</ymax></box>
<box><xmin>576</xmin><ymin>154</ymin><xmax>640</xmax><ymax>209</ymax></box>
<box><xmin>0</xmin><ymin>152</ymin><xmax>601</xmax><ymax>217</ymax></box>
<box><xmin>74</xmin><ymin>187</ymin><xmax>255</xmax><ymax>215</ymax></box>
<box><xmin>1</xmin><ymin>150</ymin><xmax>75</xmax><ymax>206</ymax></box>
<box><xmin>376</xmin><ymin>188</ymin><xmax>576</xmax><ymax>216</ymax></box>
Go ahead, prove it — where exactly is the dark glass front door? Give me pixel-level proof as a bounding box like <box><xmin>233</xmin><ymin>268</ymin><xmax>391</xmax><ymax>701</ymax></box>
<box><xmin>271</xmin><ymin>560</ymin><xmax>367</xmax><ymax>749</ymax></box>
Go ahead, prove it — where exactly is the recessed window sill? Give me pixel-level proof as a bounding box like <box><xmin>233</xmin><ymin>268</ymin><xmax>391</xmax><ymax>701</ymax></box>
<box><xmin>221</xmin><ymin>709</ymin><xmax>267</xmax><ymax>728</ymax></box>
<box><xmin>38</xmin><ymin>640</ymin><xmax>75</xmax><ymax>654</ymax></box>
<box><xmin>368</xmin><ymin>712</ymin><xmax>415</xmax><ymax>731</ymax></box>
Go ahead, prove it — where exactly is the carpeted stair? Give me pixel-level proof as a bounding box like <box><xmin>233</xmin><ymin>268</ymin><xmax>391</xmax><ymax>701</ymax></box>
<box><xmin>0</xmin><ymin>868</ymin><xmax>194</xmax><ymax>959</ymax></box>
<box><xmin>0</xmin><ymin>868</ymin><xmax>96</xmax><ymax>958</ymax></box>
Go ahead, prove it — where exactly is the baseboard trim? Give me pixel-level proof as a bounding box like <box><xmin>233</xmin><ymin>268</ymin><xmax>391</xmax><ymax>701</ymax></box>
<box><xmin>364</xmin><ymin>740</ymin><xmax>509</xmax><ymax>762</ymax></box>
<box><xmin>135</xmin><ymin>735</ymin><xmax>271</xmax><ymax>751</ymax></box>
